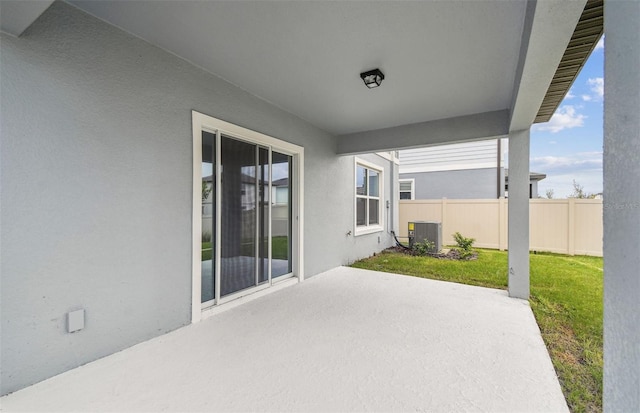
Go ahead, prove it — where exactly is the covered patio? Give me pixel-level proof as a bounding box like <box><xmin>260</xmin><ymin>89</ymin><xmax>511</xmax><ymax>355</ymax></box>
<box><xmin>1</xmin><ymin>267</ymin><xmax>567</xmax><ymax>412</ymax></box>
<box><xmin>2</xmin><ymin>0</ymin><xmax>638</xmax><ymax>410</ymax></box>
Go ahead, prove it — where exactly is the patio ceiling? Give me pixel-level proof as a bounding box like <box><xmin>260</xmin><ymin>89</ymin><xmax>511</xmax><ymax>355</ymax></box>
<box><xmin>65</xmin><ymin>0</ymin><xmax>526</xmax><ymax>136</ymax></box>
<box><xmin>3</xmin><ymin>1</ymin><xmax>588</xmax><ymax>143</ymax></box>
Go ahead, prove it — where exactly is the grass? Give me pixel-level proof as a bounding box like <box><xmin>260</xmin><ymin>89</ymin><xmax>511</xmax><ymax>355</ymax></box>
<box><xmin>351</xmin><ymin>248</ymin><xmax>603</xmax><ymax>413</ymax></box>
<box><xmin>271</xmin><ymin>236</ymin><xmax>290</xmax><ymax>260</ymax></box>
<box><xmin>201</xmin><ymin>236</ymin><xmax>289</xmax><ymax>261</ymax></box>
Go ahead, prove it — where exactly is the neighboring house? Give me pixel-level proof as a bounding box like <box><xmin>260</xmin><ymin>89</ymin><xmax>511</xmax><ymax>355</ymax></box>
<box><xmin>399</xmin><ymin>140</ymin><xmax>546</xmax><ymax>199</ymax></box>
<box><xmin>2</xmin><ymin>2</ymin><xmax>636</xmax><ymax>410</ymax></box>
<box><xmin>271</xmin><ymin>177</ymin><xmax>290</xmax><ymax>206</ymax></box>
<box><xmin>504</xmin><ymin>169</ymin><xmax>547</xmax><ymax>199</ymax></box>
<box><xmin>202</xmin><ymin>173</ymin><xmax>293</xmax><ymax>240</ymax></box>
<box><xmin>203</xmin><ymin>173</ymin><xmax>272</xmax><ymax>213</ymax></box>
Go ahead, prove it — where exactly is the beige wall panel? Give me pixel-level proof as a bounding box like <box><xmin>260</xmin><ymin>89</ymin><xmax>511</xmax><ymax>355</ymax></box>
<box><xmin>574</xmin><ymin>200</ymin><xmax>603</xmax><ymax>255</ymax></box>
<box><xmin>399</xmin><ymin>199</ymin><xmax>602</xmax><ymax>256</ymax></box>
<box><xmin>445</xmin><ymin>200</ymin><xmax>501</xmax><ymax>248</ymax></box>
<box><xmin>398</xmin><ymin>200</ymin><xmax>442</xmax><ymax>238</ymax></box>
<box><xmin>529</xmin><ymin>200</ymin><xmax>570</xmax><ymax>253</ymax></box>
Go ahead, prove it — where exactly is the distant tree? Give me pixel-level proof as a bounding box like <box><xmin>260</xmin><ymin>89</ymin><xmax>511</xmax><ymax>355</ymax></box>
<box><xmin>202</xmin><ymin>181</ymin><xmax>212</xmax><ymax>200</ymax></box>
<box><xmin>569</xmin><ymin>180</ymin><xmax>597</xmax><ymax>199</ymax></box>
<box><xmin>545</xmin><ymin>189</ymin><xmax>555</xmax><ymax>199</ymax></box>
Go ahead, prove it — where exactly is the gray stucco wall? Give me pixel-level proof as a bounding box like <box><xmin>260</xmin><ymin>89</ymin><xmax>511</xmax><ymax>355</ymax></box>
<box><xmin>0</xmin><ymin>2</ymin><xmax>392</xmax><ymax>395</ymax></box>
<box><xmin>400</xmin><ymin>168</ymin><xmax>500</xmax><ymax>199</ymax></box>
<box><xmin>604</xmin><ymin>1</ymin><xmax>640</xmax><ymax>410</ymax></box>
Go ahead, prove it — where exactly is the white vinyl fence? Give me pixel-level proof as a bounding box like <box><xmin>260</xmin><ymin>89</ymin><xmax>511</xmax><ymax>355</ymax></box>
<box><xmin>399</xmin><ymin>198</ymin><xmax>603</xmax><ymax>256</ymax></box>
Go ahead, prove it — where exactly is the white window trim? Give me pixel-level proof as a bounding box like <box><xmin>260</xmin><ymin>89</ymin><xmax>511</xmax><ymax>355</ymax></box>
<box><xmin>354</xmin><ymin>157</ymin><xmax>384</xmax><ymax>236</ymax></box>
<box><xmin>191</xmin><ymin>110</ymin><xmax>304</xmax><ymax>323</ymax></box>
<box><xmin>399</xmin><ymin>178</ymin><xmax>415</xmax><ymax>200</ymax></box>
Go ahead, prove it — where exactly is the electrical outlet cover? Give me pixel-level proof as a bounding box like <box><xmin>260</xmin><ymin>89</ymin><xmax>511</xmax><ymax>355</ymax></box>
<box><xmin>68</xmin><ymin>309</ymin><xmax>85</xmax><ymax>333</ymax></box>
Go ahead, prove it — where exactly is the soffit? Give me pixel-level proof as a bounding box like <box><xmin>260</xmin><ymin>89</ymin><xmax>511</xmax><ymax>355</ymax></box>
<box><xmin>68</xmin><ymin>0</ymin><xmax>527</xmax><ymax>136</ymax></box>
<box><xmin>0</xmin><ymin>0</ymin><xmax>54</xmax><ymax>36</ymax></box>
<box><xmin>534</xmin><ymin>0</ymin><xmax>603</xmax><ymax>123</ymax></box>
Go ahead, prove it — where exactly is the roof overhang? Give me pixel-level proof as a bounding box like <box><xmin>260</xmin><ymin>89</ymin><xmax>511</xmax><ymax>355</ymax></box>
<box><xmin>534</xmin><ymin>0</ymin><xmax>603</xmax><ymax>123</ymax></box>
<box><xmin>508</xmin><ymin>0</ymin><xmax>587</xmax><ymax>132</ymax></box>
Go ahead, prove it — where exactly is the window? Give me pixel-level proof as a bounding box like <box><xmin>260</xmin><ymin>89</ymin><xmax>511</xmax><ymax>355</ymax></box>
<box><xmin>399</xmin><ymin>179</ymin><xmax>415</xmax><ymax>200</ymax></box>
<box><xmin>355</xmin><ymin>159</ymin><xmax>383</xmax><ymax>235</ymax></box>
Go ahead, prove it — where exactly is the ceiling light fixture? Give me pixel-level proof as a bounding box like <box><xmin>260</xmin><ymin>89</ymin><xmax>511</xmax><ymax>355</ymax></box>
<box><xmin>360</xmin><ymin>68</ymin><xmax>385</xmax><ymax>89</ymax></box>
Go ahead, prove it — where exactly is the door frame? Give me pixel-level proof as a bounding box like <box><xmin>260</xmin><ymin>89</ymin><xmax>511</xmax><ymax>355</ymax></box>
<box><xmin>191</xmin><ymin>110</ymin><xmax>304</xmax><ymax>323</ymax></box>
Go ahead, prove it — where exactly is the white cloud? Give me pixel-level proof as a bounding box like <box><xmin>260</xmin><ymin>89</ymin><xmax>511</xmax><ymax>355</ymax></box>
<box><xmin>549</xmin><ymin>140</ymin><xmax>557</xmax><ymax>145</ymax></box>
<box><xmin>582</xmin><ymin>94</ymin><xmax>592</xmax><ymax>102</ymax></box>
<box><xmin>530</xmin><ymin>152</ymin><xmax>602</xmax><ymax>172</ymax></box>
<box><xmin>531</xmin><ymin>152</ymin><xmax>603</xmax><ymax>197</ymax></box>
<box><xmin>533</xmin><ymin>105</ymin><xmax>586</xmax><ymax>133</ymax></box>
<box><xmin>565</xmin><ymin>89</ymin><xmax>576</xmax><ymax>99</ymax></box>
<box><xmin>595</xmin><ymin>36</ymin><xmax>604</xmax><ymax>50</ymax></box>
<box><xmin>588</xmin><ymin>77</ymin><xmax>604</xmax><ymax>98</ymax></box>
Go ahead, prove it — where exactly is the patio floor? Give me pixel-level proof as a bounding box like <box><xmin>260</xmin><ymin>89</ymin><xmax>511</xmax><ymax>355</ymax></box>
<box><xmin>1</xmin><ymin>266</ymin><xmax>568</xmax><ymax>412</ymax></box>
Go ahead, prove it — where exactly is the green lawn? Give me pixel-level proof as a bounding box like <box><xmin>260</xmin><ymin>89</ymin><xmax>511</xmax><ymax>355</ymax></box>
<box><xmin>202</xmin><ymin>242</ymin><xmax>212</xmax><ymax>261</ymax></box>
<box><xmin>271</xmin><ymin>236</ymin><xmax>290</xmax><ymax>260</ymax></box>
<box><xmin>351</xmin><ymin>248</ymin><xmax>603</xmax><ymax>413</ymax></box>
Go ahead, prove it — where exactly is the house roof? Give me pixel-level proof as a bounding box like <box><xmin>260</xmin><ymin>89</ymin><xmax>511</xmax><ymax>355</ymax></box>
<box><xmin>504</xmin><ymin>169</ymin><xmax>547</xmax><ymax>182</ymax></box>
<box><xmin>272</xmin><ymin>177</ymin><xmax>289</xmax><ymax>187</ymax></box>
<box><xmin>2</xmin><ymin>1</ymin><xmax>592</xmax><ymax>150</ymax></box>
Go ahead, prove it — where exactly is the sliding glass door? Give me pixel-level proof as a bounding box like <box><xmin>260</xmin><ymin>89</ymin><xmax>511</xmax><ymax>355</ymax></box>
<box><xmin>200</xmin><ymin>132</ymin><xmax>294</xmax><ymax>306</ymax></box>
<box><xmin>219</xmin><ymin>136</ymin><xmax>259</xmax><ymax>296</ymax></box>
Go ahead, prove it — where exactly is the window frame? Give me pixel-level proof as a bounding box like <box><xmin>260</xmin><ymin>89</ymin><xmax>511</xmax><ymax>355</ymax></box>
<box><xmin>399</xmin><ymin>178</ymin><xmax>415</xmax><ymax>200</ymax></box>
<box><xmin>354</xmin><ymin>158</ymin><xmax>384</xmax><ymax>236</ymax></box>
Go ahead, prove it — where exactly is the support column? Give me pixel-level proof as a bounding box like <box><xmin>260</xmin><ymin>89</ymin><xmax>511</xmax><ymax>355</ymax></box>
<box><xmin>508</xmin><ymin>129</ymin><xmax>530</xmax><ymax>299</ymax></box>
<box><xmin>604</xmin><ymin>1</ymin><xmax>640</xmax><ymax>411</ymax></box>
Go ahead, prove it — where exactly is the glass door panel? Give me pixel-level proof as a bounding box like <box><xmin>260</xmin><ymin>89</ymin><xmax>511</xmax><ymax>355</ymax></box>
<box><xmin>220</xmin><ymin>136</ymin><xmax>257</xmax><ymax>296</ymax></box>
<box><xmin>201</xmin><ymin>131</ymin><xmax>216</xmax><ymax>303</ymax></box>
<box><xmin>271</xmin><ymin>151</ymin><xmax>292</xmax><ymax>277</ymax></box>
<box><xmin>258</xmin><ymin>147</ymin><xmax>269</xmax><ymax>284</ymax></box>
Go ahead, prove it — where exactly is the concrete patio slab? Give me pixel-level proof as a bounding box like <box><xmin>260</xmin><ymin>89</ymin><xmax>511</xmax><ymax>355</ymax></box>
<box><xmin>1</xmin><ymin>267</ymin><xmax>568</xmax><ymax>412</ymax></box>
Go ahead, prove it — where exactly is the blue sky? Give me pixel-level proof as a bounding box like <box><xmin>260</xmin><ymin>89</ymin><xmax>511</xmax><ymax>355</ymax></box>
<box><xmin>529</xmin><ymin>36</ymin><xmax>604</xmax><ymax>198</ymax></box>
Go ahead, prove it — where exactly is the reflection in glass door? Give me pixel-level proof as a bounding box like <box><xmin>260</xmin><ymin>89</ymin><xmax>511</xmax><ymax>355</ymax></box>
<box><xmin>258</xmin><ymin>148</ymin><xmax>269</xmax><ymax>284</ymax></box>
<box><xmin>220</xmin><ymin>137</ymin><xmax>271</xmax><ymax>297</ymax></box>
<box><xmin>201</xmin><ymin>133</ymin><xmax>294</xmax><ymax>305</ymax></box>
<box><xmin>271</xmin><ymin>152</ymin><xmax>292</xmax><ymax>278</ymax></box>
<box><xmin>201</xmin><ymin>132</ymin><xmax>216</xmax><ymax>304</ymax></box>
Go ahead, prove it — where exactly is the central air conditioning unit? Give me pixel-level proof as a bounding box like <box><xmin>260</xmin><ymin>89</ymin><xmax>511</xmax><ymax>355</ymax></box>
<box><xmin>408</xmin><ymin>221</ymin><xmax>442</xmax><ymax>253</ymax></box>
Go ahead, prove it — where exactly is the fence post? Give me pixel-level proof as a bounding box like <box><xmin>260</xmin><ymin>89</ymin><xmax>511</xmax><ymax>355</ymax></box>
<box><xmin>568</xmin><ymin>198</ymin><xmax>576</xmax><ymax>256</ymax></box>
<box><xmin>441</xmin><ymin>198</ymin><xmax>447</xmax><ymax>244</ymax></box>
<box><xmin>499</xmin><ymin>197</ymin><xmax>506</xmax><ymax>250</ymax></box>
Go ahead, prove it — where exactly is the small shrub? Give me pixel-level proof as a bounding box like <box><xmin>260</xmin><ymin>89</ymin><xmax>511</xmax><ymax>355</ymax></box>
<box><xmin>453</xmin><ymin>232</ymin><xmax>475</xmax><ymax>251</ymax></box>
<box><xmin>412</xmin><ymin>239</ymin><xmax>436</xmax><ymax>256</ymax></box>
<box><xmin>452</xmin><ymin>232</ymin><xmax>475</xmax><ymax>259</ymax></box>
<box><xmin>202</xmin><ymin>232</ymin><xmax>212</xmax><ymax>243</ymax></box>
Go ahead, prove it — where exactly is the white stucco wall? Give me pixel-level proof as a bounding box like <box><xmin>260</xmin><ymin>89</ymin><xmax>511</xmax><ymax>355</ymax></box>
<box><xmin>0</xmin><ymin>2</ymin><xmax>393</xmax><ymax>395</ymax></box>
